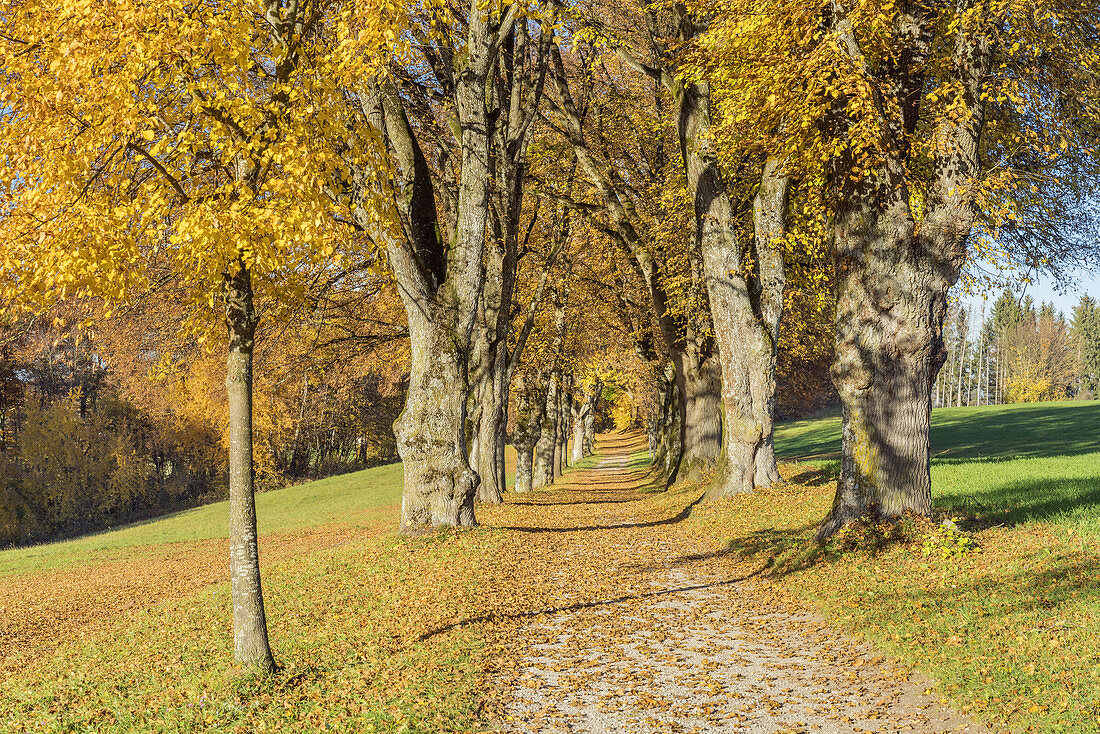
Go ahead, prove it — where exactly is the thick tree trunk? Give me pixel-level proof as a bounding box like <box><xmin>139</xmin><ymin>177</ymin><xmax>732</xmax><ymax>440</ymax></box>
<box><xmin>818</xmin><ymin>188</ymin><xmax>939</xmax><ymax>538</ymax></box>
<box><xmin>533</xmin><ymin>371</ymin><xmax>559</xmax><ymax>488</ymax></box>
<box><xmin>650</xmin><ymin>363</ymin><xmax>682</xmax><ymax>481</ymax></box>
<box><xmin>515</xmin><ymin>444</ymin><xmax>535</xmax><ymax>494</ymax></box>
<box><xmin>471</xmin><ymin>231</ymin><xmax>509</xmax><ymax>504</ymax></box>
<box><xmin>749</xmin><ymin>158</ymin><xmax>788</xmax><ymax>489</ymax></box>
<box><xmin>571</xmin><ymin>407</ymin><xmax>586</xmax><ymax>464</ymax></box>
<box><xmin>224</xmin><ymin>264</ymin><xmax>276</xmax><ymax>673</ymax></box>
<box><xmin>583</xmin><ymin>396</ymin><xmax>596</xmax><ymax>456</ymax></box>
<box><xmin>674</xmin><ymin>352</ymin><xmax>722</xmax><ymax>478</ymax></box>
<box><xmin>396</xmin><ymin>313</ymin><xmax>479</xmax><ymax>531</ymax></box>
<box><xmin>512</xmin><ymin>371</ymin><xmax>545</xmax><ymax>494</ymax></box>
<box><xmin>476</xmin><ymin>385</ymin><xmax>507</xmax><ymax>502</ymax></box>
<box><xmin>676</xmin><ymin>81</ymin><xmax>786</xmax><ymax>500</ymax></box>
<box><xmin>346</xmin><ymin>0</ymin><xmax>516</xmax><ymax>533</ymax></box>
<box><xmin>571</xmin><ymin>382</ymin><xmax>595</xmax><ymax>463</ymax></box>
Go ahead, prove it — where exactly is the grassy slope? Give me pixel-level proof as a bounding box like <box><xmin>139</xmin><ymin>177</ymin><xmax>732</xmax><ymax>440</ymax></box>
<box><xmin>0</xmin><ymin>464</ymin><xmax>406</xmax><ymax>577</ymax></box>
<box><xmin>689</xmin><ymin>400</ymin><xmax>1100</xmax><ymax>732</ymax></box>
<box><xmin>1</xmin><ymin>450</ymin><xmax>518</xmax><ymax>734</ymax></box>
<box><xmin>776</xmin><ymin>400</ymin><xmax>1100</xmax><ymax>534</ymax></box>
<box><xmin>2</xmin><ymin>447</ymin><xmax>520</xmax><ymax>578</ymax></box>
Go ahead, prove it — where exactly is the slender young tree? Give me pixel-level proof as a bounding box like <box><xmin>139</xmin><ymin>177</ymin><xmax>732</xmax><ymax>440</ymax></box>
<box><xmin>0</xmin><ymin>0</ymin><xmax>394</xmax><ymax>666</ymax></box>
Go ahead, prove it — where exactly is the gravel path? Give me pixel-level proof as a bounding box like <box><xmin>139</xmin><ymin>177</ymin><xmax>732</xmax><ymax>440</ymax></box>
<box><xmin>495</xmin><ymin>434</ymin><xmax>996</xmax><ymax>734</ymax></box>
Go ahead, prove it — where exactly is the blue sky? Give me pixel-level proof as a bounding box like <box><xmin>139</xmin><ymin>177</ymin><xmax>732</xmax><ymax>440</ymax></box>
<box><xmin>963</xmin><ymin>266</ymin><xmax>1100</xmax><ymax>316</ymax></box>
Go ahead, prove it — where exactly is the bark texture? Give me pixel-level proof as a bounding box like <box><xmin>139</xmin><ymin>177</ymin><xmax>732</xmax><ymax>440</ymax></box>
<box><xmin>396</xmin><ymin>314</ymin><xmax>479</xmax><ymax>531</ymax></box>
<box><xmin>675</xmin><ymin>75</ymin><xmax>788</xmax><ymax>501</ymax></box>
<box><xmin>817</xmin><ymin>3</ymin><xmax>993</xmax><ymax>539</ymax></box>
<box><xmin>583</xmin><ymin>398</ymin><xmax>596</xmax><ymax>456</ymax></box>
<box><xmin>224</xmin><ymin>264</ymin><xmax>276</xmax><ymax>673</ymax></box>
<box><xmin>533</xmin><ymin>371</ymin><xmax>559</xmax><ymax>489</ymax></box>
<box><xmin>571</xmin><ymin>380</ymin><xmax>599</xmax><ymax>463</ymax></box>
<box><xmin>676</xmin><ymin>354</ymin><xmax>722</xmax><ymax>477</ymax></box>
<box><xmin>512</xmin><ymin>371</ymin><xmax>546</xmax><ymax>494</ymax></box>
<box><xmin>648</xmin><ymin>363</ymin><xmax>682</xmax><ymax>479</ymax></box>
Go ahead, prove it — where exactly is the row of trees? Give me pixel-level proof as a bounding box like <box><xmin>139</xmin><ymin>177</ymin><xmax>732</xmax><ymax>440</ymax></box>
<box><xmin>935</xmin><ymin>290</ymin><xmax>1100</xmax><ymax>407</ymax></box>
<box><xmin>0</xmin><ymin>290</ymin><xmax>407</xmax><ymax>545</ymax></box>
<box><xmin>4</xmin><ymin>0</ymin><xmax>1099</xmax><ymax>672</ymax></box>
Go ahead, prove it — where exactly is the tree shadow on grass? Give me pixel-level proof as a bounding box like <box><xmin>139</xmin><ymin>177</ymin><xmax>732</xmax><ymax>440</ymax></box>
<box><xmin>874</xmin><ymin>554</ymin><xmax>1100</xmax><ymax>627</ymax></box>
<box><xmin>936</xmin><ymin>474</ymin><xmax>1100</xmax><ymax>530</ymax></box>
<box><xmin>784</xmin><ymin>465</ymin><xmax>839</xmax><ymax>487</ymax></box>
<box><xmin>415</xmin><ymin>567</ymin><xmax>764</xmax><ymax>643</ymax></box>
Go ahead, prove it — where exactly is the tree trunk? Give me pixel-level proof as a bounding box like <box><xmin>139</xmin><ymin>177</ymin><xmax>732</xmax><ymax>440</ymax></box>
<box><xmin>675</xmin><ymin>351</ymin><xmax>722</xmax><ymax>478</ymax></box>
<box><xmin>554</xmin><ymin>374</ymin><xmax>572</xmax><ymax>476</ymax></box>
<box><xmin>512</xmin><ymin>371</ymin><xmax>546</xmax><ymax>494</ymax></box>
<box><xmin>583</xmin><ymin>393</ymin><xmax>597</xmax><ymax>456</ymax></box>
<box><xmin>649</xmin><ymin>364</ymin><xmax>681</xmax><ymax>479</ymax></box>
<box><xmin>476</xmin><ymin>381</ymin><xmax>507</xmax><ymax>503</ymax></box>
<box><xmin>571</xmin><ymin>382</ymin><xmax>594</xmax><ymax>463</ymax></box>
<box><xmin>345</xmin><ymin>0</ymin><xmax>518</xmax><ymax>532</ymax></box>
<box><xmin>818</xmin><ymin>192</ymin><xmax>940</xmax><ymax>538</ymax></box>
<box><xmin>515</xmin><ymin>444</ymin><xmax>535</xmax><ymax>495</ymax></box>
<box><xmin>224</xmin><ymin>263</ymin><xmax>276</xmax><ymax>673</ymax></box>
<box><xmin>396</xmin><ymin>314</ymin><xmax>479</xmax><ymax>531</ymax></box>
<box><xmin>533</xmin><ymin>371</ymin><xmax>558</xmax><ymax>488</ymax></box>
<box><xmin>749</xmin><ymin>158</ymin><xmax>788</xmax><ymax>489</ymax></box>
<box><xmin>469</xmin><ymin>321</ymin><xmax>496</xmax><ymax>504</ymax></box>
<box><xmin>471</xmin><ymin>228</ymin><xmax>510</xmax><ymax>504</ymax></box>
<box><xmin>675</xmin><ymin>78</ymin><xmax>787</xmax><ymax>500</ymax></box>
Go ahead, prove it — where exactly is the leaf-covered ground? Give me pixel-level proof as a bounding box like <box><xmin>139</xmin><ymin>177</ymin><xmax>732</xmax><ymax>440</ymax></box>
<box><xmin>475</xmin><ymin>433</ymin><xmax>991</xmax><ymax>734</ymax></box>
<box><xmin>2</xmin><ymin>413</ymin><xmax>1097</xmax><ymax>732</ymax></box>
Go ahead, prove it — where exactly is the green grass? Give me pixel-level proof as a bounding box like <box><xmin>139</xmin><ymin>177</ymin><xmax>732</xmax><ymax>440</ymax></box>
<box><xmin>1</xmin><ymin>445</ymin><xmax>521</xmax><ymax>578</ymax></box>
<box><xmin>776</xmin><ymin>400</ymin><xmax>1100</xmax><ymax>461</ymax></box>
<box><xmin>0</xmin><ymin>463</ymin><xmax>406</xmax><ymax>577</ymax></box>
<box><xmin>776</xmin><ymin>400</ymin><xmax>1100</xmax><ymax>537</ymax></box>
<box><xmin>693</xmin><ymin>399</ymin><xmax>1100</xmax><ymax>732</ymax></box>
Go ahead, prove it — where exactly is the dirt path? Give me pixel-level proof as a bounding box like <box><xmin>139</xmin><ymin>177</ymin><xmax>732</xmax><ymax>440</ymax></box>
<box><xmin>486</xmin><ymin>432</ymin><xmax>994</xmax><ymax>734</ymax></box>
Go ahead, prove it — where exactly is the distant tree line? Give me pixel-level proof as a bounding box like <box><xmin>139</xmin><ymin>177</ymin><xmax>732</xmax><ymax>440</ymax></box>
<box><xmin>934</xmin><ymin>289</ymin><xmax>1100</xmax><ymax>408</ymax></box>
<box><xmin>0</xmin><ymin>293</ymin><xmax>406</xmax><ymax>546</ymax></box>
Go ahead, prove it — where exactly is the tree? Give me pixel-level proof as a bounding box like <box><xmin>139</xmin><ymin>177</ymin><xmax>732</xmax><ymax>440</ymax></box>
<box><xmin>1004</xmin><ymin>302</ymin><xmax>1075</xmax><ymax>402</ymax></box>
<box><xmin>695</xmin><ymin>0</ymin><xmax>1100</xmax><ymax>537</ymax></box>
<box><xmin>1071</xmin><ymin>295</ymin><xmax>1100</xmax><ymax>397</ymax></box>
<box><xmin>336</xmin><ymin>0</ymin><xmax>555</xmax><ymax>531</ymax></box>
<box><xmin>0</xmin><ymin>0</ymin><xmax>396</xmax><ymax>669</ymax></box>
<box><xmin>547</xmin><ymin>40</ymin><xmax>723</xmax><ymax>481</ymax></box>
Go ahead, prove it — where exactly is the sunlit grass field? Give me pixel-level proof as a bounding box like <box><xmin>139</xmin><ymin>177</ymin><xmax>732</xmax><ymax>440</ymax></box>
<box><xmin>0</xmin><ymin>464</ymin><xmax>407</xmax><ymax>577</ymax></box>
<box><xmin>687</xmin><ymin>400</ymin><xmax>1100</xmax><ymax>732</ymax></box>
<box><xmin>775</xmin><ymin>400</ymin><xmax>1100</xmax><ymax>535</ymax></box>
<box><xmin>3</xmin><ymin>404</ymin><xmax>1100</xmax><ymax>733</ymax></box>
